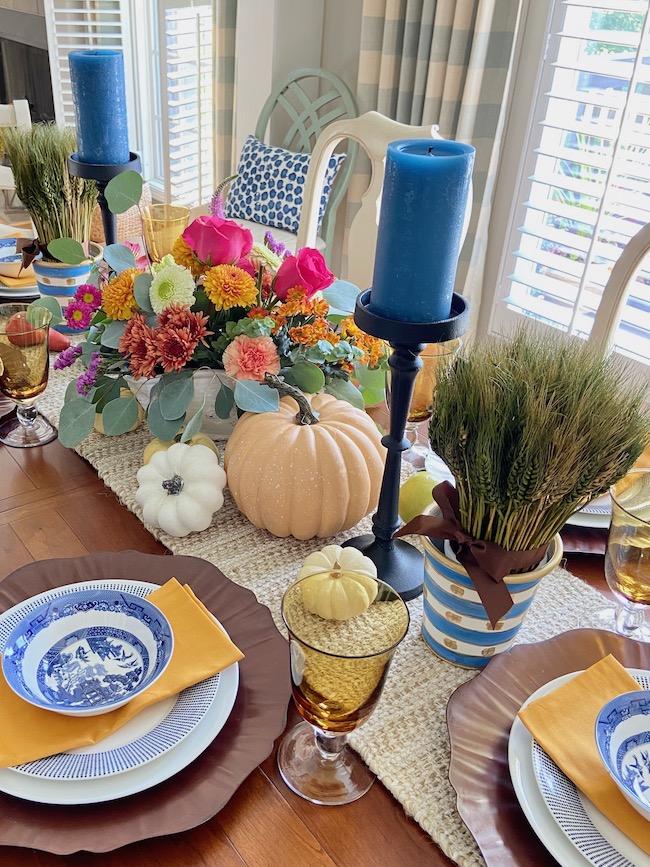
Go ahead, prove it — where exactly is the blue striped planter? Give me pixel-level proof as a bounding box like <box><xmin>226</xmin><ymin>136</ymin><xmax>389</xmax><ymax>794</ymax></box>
<box><xmin>33</xmin><ymin>244</ymin><xmax>102</xmax><ymax>333</ymax></box>
<box><xmin>422</xmin><ymin>532</ymin><xmax>562</xmax><ymax>668</ymax></box>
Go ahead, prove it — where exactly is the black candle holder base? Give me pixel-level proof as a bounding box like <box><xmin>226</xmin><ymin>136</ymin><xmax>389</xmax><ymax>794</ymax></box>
<box><xmin>342</xmin><ymin>535</ymin><xmax>423</xmax><ymax>600</ymax></box>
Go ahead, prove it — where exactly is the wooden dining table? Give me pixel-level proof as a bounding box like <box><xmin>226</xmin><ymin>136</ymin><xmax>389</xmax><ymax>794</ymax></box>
<box><xmin>0</xmin><ymin>396</ymin><xmax>610</xmax><ymax>867</ymax></box>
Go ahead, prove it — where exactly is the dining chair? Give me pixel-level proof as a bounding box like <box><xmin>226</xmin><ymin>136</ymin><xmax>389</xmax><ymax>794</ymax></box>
<box><xmin>295</xmin><ymin>110</ymin><xmax>473</xmax><ymax>291</ymax></box>
<box><xmin>0</xmin><ymin>100</ymin><xmax>32</xmax><ymax>211</ymax></box>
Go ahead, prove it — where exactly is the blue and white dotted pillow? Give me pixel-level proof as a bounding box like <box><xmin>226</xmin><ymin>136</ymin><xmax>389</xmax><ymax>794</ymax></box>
<box><xmin>224</xmin><ymin>135</ymin><xmax>346</xmax><ymax>234</ymax></box>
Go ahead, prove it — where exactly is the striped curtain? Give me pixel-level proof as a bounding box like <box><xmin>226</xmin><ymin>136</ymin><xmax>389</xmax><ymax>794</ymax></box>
<box><xmin>354</xmin><ymin>0</ymin><xmax>522</xmax><ymax>332</ymax></box>
<box><xmin>214</xmin><ymin>0</ymin><xmax>238</xmax><ymax>185</ymax></box>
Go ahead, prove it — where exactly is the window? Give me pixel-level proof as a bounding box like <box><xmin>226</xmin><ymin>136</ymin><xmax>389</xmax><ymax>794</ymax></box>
<box><xmin>487</xmin><ymin>0</ymin><xmax>650</xmax><ymax>370</ymax></box>
<box><xmin>44</xmin><ymin>0</ymin><xmax>214</xmax><ymax>206</ymax></box>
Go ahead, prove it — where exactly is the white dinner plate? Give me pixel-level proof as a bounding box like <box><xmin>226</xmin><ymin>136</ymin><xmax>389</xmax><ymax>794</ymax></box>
<box><xmin>565</xmin><ymin>493</ymin><xmax>611</xmax><ymax>529</ymax></box>
<box><xmin>0</xmin><ymin>579</ymin><xmax>239</xmax><ymax>803</ymax></box>
<box><xmin>509</xmin><ymin>669</ymin><xmax>650</xmax><ymax>867</ymax></box>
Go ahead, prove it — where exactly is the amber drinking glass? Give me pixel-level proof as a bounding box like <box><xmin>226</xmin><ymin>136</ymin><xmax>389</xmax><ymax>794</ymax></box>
<box><xmin>142</xmin><ymin>204</ymin><xmax>190</xmax><ymax>262</ymax></box>
<box><xmin>0</xmin><ymin>303</ymin><xmax>56</xmax><ymax>448</ymax></box>
<box><xmin>277</xmin><ymin>572</ymin><xmax>409</xmax><ymax>805</ymax></box>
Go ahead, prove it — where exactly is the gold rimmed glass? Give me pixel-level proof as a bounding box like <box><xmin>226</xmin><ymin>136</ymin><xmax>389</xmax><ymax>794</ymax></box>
<box><xmin>277</xmin><ymin>572</ymin><xmax>409</xmax><ymax>805</ymax></box>
<box><xmin>142</xmin><ymin>204</ymin><xmax>190</xmax><ymax>262</ymax></box>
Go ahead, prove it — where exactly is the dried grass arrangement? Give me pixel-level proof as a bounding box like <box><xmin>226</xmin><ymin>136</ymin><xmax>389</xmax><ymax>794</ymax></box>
<box><xmin>428</xmin><ymin>325</ymin><xmax>650</xmax><ymax>551</ymax></box>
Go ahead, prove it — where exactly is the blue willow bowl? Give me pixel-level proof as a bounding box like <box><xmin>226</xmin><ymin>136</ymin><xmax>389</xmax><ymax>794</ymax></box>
<box><xmin>1</xmin><ymin>587</ymin><xmax>174</xmax><ymax>717</ymax></box>
<box><xmin>595</xmin><ymin>689</ymin><xmax>650</xmax><ymax>821</ymax></box>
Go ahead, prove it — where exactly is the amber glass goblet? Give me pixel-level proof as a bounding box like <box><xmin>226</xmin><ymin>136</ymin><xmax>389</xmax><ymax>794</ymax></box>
<box><xmin>0</xmin><ymin>303</ymin><xmax>56</xmax><ymax>448</ymax></box>
<box><xmin>277</xmin><ymin>572</ymin><xmax>409</xmax><ymax>805</ymax></box>
<box><xmin>142</xmin><ymin>204</ymin><xmax>190</xmax><ymax>262</ymax></box>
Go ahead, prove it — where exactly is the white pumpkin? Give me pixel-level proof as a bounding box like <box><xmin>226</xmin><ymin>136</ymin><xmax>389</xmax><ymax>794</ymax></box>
<box><xmin>297</xmin><ymin>545</ymin><xmax>378</xmax><ymax>620</ymax></box>
<box><xmin>135</xmin><ymin>442</ymin><xmax>226</xmax><ymax>537</ymax></box>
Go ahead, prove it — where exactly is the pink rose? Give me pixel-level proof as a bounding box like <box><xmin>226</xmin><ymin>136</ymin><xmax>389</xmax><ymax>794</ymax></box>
<box><xmin>182</xmin><ymin>215</ymin><xmax>253</xmax><ymax>266</ymax></box>
<box><xmin>222</xmin><ymin>334</ymin><xmax>281</xmax><ymax>381</ymax></box>
<box><xmin>273</xmin><ymin>248</ymin><xmax>334</xmax><ymax>300</ymax></box>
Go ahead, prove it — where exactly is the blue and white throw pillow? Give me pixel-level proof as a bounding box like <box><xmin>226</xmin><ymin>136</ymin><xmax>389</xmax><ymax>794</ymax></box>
<box><xmin>224</xmin><ymin>135</ymin><xmax>346</xmax><ymax>234</ymax></box>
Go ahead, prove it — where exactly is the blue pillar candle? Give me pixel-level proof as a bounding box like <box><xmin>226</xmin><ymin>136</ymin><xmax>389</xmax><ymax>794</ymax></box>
<box><xmin>369</xmin><ymin>139</ymin><xmax>475</xmax><ymax>323</ymax></box>
<box><xmin>69</xmin><ymin>49</ymin><xmax>130</xmax><ymax>165</ymax></box>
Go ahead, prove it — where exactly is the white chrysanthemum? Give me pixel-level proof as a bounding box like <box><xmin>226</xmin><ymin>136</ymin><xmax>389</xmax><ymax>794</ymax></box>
<box><xmin>249</xmin><ymin>242</ymin><xmax>283</xmax><ymax>274</ymax></box>
<box><xmin>149</xmin><ymin>264</ymin><xmax>196</xmax><ymax>314</ymax></box>
<box><xmin>151</xmin><ymin>253</ymin><xmax>177</xmax><ymax>273</ymax></box>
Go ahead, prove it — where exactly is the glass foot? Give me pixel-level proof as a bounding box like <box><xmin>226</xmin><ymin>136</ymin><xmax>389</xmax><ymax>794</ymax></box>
<box><xmin>277</xmin><ymin>720</ymin><xmax>374</xmax><ymax>805</ymax></box>
<box><xmin>0</xmin><ymin>414</ymin><xmax>57</xmax><ymax>448</ymax></box>
<box><xmin>578</xmin><ymin>605</ymin><xmax>650</xmax><ymax>642</ymax></box>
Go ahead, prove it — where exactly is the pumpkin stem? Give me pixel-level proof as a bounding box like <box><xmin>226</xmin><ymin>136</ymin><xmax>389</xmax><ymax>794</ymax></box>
<box><xmin>263</xmin><ymin>374</ymin><xmax>320</xmax><ymax>425</ymax></box>
<box><xmin>162</xmin><ymin>474</ymin><xmax>184</xmax><ymax>495</ymax></box>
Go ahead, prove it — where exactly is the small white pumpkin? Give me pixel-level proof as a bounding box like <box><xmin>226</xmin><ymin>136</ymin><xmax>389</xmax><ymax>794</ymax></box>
<box><xmin>297</xmin><ymin>545</ymin><xmax>378</xmax><ymax>620</ymax></box>
<box><xmin>135</xmin><ymin>442</ymin><xmax>226</xmax><ymax>537</ymax></box>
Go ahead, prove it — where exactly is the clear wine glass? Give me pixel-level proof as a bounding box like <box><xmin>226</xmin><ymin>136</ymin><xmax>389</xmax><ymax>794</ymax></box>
<box><xmin>0</xmin><ymin>303</ymin><xmax>57</xmax><ymax>448</ymax></box>
<box><xmin>277</xmin><ymin>572</ymin><xmax>409</xmax><ymax>805</ymax></box>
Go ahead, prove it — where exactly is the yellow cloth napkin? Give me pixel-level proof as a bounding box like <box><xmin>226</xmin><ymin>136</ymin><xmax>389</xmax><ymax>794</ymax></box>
<box><xmin>518</xmin><ymin>655</ymin><xmax>650</xmax><ymax>853</ymax></box>
<box><xmin>0</xmin><ymin>273</ymin><xmax>36</xmax><ymax>288</ymax></box>
<box><xmin>0</xmin><ymin>578</ymin><xmax>244</xmax><ymax>768</ymax></box>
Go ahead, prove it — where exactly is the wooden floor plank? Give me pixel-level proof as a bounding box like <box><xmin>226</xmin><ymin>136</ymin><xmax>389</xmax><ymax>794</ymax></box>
<box><xmin>8</xmin><ymin>439</ymin><xmax>91</xmax><ymax>488</ymax></box>
<box><xmin>0</xmin><ymin>524</ymin><xmax>34</xmax><ymax>580</ymax></box>
<box><xmin>0</xmin><ymin>448</ymin><xmax>35</xmax><ymax>500</ymax></box>
<box><xmin>11</xmin><ymin>511</ymin><xmax>89</xmax><ymax>561</ymax></box>
<box><xmin>0</xmin><ymin>479</ymin><xmax>104</xmax><ymax>527</ymax></box>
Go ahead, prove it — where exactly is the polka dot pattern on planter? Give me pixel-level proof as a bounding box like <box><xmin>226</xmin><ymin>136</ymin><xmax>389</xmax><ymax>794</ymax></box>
<box><xmin>224</xmin><ymin>135</ymin><xmax>346</xmax><ymax>235</ymax></box>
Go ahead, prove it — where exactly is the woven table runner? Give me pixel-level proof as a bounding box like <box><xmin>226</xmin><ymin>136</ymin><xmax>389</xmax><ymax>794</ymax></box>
<box><xmin>38</xmin><ymin>366</ymin><xmax>609</xmax><ymax>867</ymax></box>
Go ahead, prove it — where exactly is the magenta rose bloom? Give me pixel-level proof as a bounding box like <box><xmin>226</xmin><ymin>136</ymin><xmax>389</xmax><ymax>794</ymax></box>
<box><xmin>182</xmin><ymin>215</ymin><xmax>253</xmax><ymax>266</ymax></box>
<box><xmin>273</xmin><ymin>248</ymin><xmax>335</xmax><ymax>300</ymax></box>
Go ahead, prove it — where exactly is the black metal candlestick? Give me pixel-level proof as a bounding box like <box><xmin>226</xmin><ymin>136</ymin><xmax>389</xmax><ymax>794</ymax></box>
<box><xmin>68</xmin><ymin>152</ymin><xmax>141</xmax><ymax>247</ymax></box>
<box><xmin>342</xmin><ymin>290</ymin><xmax>469</xmax><ymax>600</ymax></box>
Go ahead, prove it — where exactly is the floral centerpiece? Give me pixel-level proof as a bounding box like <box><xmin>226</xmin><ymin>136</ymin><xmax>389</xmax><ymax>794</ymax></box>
<box><xmin>54</xmin><ymin>209</ymin><xmax>387</xmax><ymax>448</ymax></box>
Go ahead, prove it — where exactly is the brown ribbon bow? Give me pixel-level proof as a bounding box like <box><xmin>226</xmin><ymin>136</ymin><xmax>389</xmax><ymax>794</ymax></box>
<box><xmin>394</xmin><ymin>481</ymin><xmax>548</xmax><ymax>626</ymax></box>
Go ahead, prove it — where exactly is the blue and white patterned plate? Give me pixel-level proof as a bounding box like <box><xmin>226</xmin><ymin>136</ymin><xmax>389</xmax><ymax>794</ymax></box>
<box><xmin>0</xmin><ymin>580</ymin><xmax>237</xmax><ymax>785</ymax></box>
<box><xmin>510</xmin><ymin>669</ymin><xmax>650</xmax><ymax>867</ymax></box>
<box><xmin>0</xmin><ymin>237</ymin><xmax>36</xmax><ymax>278</ymax></box>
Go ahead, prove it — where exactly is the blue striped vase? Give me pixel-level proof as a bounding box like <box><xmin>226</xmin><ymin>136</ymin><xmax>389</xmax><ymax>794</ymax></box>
<box><xmin>33</xmin><ymin>244</ymin><xmax>102</xmax><ymax>333</ymax></box>
<box><xmin>422</xmin><ymin>532</ymin><xmax>562</xmax><ymax>669</ymax></box>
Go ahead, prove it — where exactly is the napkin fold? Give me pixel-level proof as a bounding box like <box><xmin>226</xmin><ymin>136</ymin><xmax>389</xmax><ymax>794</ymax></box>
<box><xmin>0</xmin><ymin>578</ymin><xmax>244</xmax><ymax>768</ymax></box>
<box><xmin>0</xmin><ymin>273</ymin><xmax>37</xmax><ymax>289</ymax></box>
<box><xmin>518</xmin><ymin>655</ymin><xmax>650</xmax><ymax>853</ymax></box>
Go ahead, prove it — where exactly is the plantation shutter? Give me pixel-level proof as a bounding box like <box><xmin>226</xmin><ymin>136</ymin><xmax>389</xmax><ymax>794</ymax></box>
<box><xmin>157</xmin><ymin>0</ymin><xmax>214</xmax><ymax>207</ymax></box>
<box><xmin>495</xmin><ymin>0</ymin><xmax>650</xmax><ymax>367</ymax></box>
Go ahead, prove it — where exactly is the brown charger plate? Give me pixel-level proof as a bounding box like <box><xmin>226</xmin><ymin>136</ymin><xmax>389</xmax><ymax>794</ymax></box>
<box><xmin>0</xmin><ymin>551</ymin><xmax>291</xmax><ymax>855</ymax></box>
<box><xmin>446</xmin><ymin>629</ymin><xmax>650</xmax><ymax>867</ymax></box>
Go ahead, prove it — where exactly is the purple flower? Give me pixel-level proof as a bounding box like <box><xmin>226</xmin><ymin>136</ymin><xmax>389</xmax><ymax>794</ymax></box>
<box><xmin>64</xmin><ymin>299</ymin><xmax>94</xmax><ymax>331</ymax></box>
<box><xmin>210</xmin><ymin>190</ymin><xmax>225</xmax><ymax>218</ymax></box>
<box><xmin>53</xmin><ymin>344</ymin><xmax>82</xmax><ymax>370</ymax></box>
<box><xmin>263</xmin><ymin>230</ymin><xmax>288</xmax><ymax>258</ymax></box>
<box><xmin>74</xmin><ymin>283</ymin><xmax>102</xmax><ymax>311</ymax></box>
<box><xmin>76</xmin><ymin>352</ymin><xmax>102</xmax><ymax>396</ymax></box>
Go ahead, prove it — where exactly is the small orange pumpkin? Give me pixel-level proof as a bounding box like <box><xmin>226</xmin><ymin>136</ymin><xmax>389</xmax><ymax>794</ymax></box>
<box><xmin>224</xmin><ymin>383</ymin><xmax>385</xmax><ymax>540</ymax></box>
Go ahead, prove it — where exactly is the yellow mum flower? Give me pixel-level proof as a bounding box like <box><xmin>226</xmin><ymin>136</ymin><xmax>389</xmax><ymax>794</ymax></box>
<box><xmin>204</xmin><ymin>264</ymin><xmax>257</xmax><ymax>311</ymax></box>
<box><xmin>171</xmin><ymin>236</ymin><xmax>205</xmax><ymax>277</ymax></box>
<box><xmin>102</xmin><ymin>268</ymin><xmax>143</xmax><ymax>320</ymax></box>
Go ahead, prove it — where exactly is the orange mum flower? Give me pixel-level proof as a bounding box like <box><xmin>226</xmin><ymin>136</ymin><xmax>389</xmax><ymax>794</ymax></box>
<box><xmin>102</xmin><ymin>268</ymin><xmax>143</xmax><ymax>320</ymax></box>
<box><xmin>288</xmin><ymin>318</ymin><xmax>330</xmax><ymax>347</ymax></box>
<box><xmin>172</xmin><ymin>236</ymin><xmax>206</xmax><ymax>277</ymax></box>
<box><xmin>121</xmin><ymin>314</ymin><xmax>160</xmax><ymax>378</ymax></box>
<box><xmin>156</xmin><ymin>326</ymin><xmax>197</xmax><ymax>373</ymax></box>
<box><xmin>247</xmin><ymin>306</ymin><xmax>269</xmax><ymax>320</ymax></box>
<box><xmin>157</xmin><ymin>303</ymin><xmax>212</xmax><ymax>345</ymax></box>
<box><xmin>203</xmin><ymin>264</ymin><xmax>258</xmax><ymax>310</ymax></box>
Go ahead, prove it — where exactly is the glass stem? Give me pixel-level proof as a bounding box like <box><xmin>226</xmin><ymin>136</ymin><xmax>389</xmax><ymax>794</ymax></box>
<box><xmin>313</xmin><ymin>728</ymin><xmax>347</xmax><ymax>761</ymax></box>
<box><xmin>615</xmin><ymin>603</ymin><xmax>645</xmax><ymax>636</ymax></box>
<box><xmin>16</xmin><ymin>405</ymin><xmax>37</xmax><ymax>429</ymax></box>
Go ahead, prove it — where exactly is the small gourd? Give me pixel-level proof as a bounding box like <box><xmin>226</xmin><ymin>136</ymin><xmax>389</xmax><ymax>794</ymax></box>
<box><xmin>143</xmin><ymin>432</ymin><xmax>219</xmax><ymax>465</ymax></box>
<box><xmin>135</xmin><ymin>442</ymin><xmax>226</xmax><ymax>537</ymax></box>
<box><xmin>297</xmin><ymin>545</ymin><xmax>378</xmax><ymax>620</ymax></box>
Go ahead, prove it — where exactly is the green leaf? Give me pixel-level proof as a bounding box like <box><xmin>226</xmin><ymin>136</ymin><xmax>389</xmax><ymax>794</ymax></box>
<box><xmin>103</xmin><ymin>244</ymin><xmax>136</xmax><ymax>274</ymax></box>
<box><xmin>159</xmin><ymin>376</ymin><xmax>194</xmax><ymax>420</ymax></box>
<box><xmin>64</xmin><ymin>379</ymin><xmax>80</xmax><ymax>403</ymax></box>
<box><xmin>101</xmin><ymin>396</ymin><xmax>140</xmax><ymax>436</ymax></box>
<box><xmin>354</xmin><ymin>363</ymin><xmax>387</xmax><ymax>390</ymax></box>
<box><xmin>93</xmin><ymin>376</ymin><xmax>124</xmax><ymax>413</ymax></box>
<box><xmin>291</xmin><ymin>360</ymin><xmax>326</xmax><ymax>394</ymax></box>
<box><xmin>322</xmin><ymin>280</ymin><xmax>360</xmax><ymax>315</ymax></box>
<box><xmin>101</xmin><ymin>320</ymin><xmax>126</xmax><ymax>349</ymax></box>
<box><xmin>28</xmin><ymin>297</ymin><xmax>63</xmax><ymax>325</ymax></box>
<box><xmin>180</xmin><ymin>397</ymin><xmax>206</xmax><ymax>441</ymax></box>
<box><xmin>214</xmin><ymin>383</ymin><xmax>235</xmax><ymax>419</ymax></box>
<box><xmin>58</xmin><ymin>398</ymin><xmax>96</xmax><ymax>447</ymax></box>
<box><xmin>134</xmin><ymin>273</ymin><xmax>153</xmax><ymax>312</ymax></box>
<box><xmin>360</xmin><ymin>386</ymin><xmax>385</xmax><ymax>407</ymax></box>
<box><xmin>234</xmin><ymin>380</ymin><xmax>280</xmax><ymax>413</ymax></box>
<box><xmin>105</xmin><ymin>171</ymin><xmax>143</xmax><ymax>214</ymax></box>
<box><xmin>47</xmin><ymin>237</ymin><xmax>86</xmax><ymax>265</ymax></box>
<box><xmin>324</xmin><ymin>378</ymin><xmax>365</xmax><ymax>409</ymax></box>
<box><xmin>146</xmin><ymin>397</ymin><xmax>184</xmax><ymax>441</ymax></box>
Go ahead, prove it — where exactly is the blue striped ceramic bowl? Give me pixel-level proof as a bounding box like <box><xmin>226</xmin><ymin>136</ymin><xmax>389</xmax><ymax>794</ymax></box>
<box><xmin>32</xmin><ymin>243</ymin><xmax>102</xmax><ymax>333</ymax></box>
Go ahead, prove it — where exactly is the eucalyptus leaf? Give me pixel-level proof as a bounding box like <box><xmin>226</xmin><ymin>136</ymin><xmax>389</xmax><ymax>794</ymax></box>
<box><xmin>94</xmin><ymin>376</ymin><xmax>123</xmax><ymax>413</ymax></box>
<box><xmin>180</xmin><ymin>397</ymin><xmax>206</xmax><ymax>441</ymax></box>
<box><xmin>28</xmin><ymin>297</ymin><xmax>63</xmax><ymax>325</ymax></box>
<box><xmin>291</xmin><ymin>361</ymin><xmax>326</xmax><ymax>394</ymax></box>
<box><xmin>322</xmin><ymin>280</ymin><xmax>360</xmax><ymax>315</ymax></box>
<box><xmin>354</xmin><ymin>363</ymin><xmax>387</xmax><ymax>390</ymax></box>
<box><xmin>360</xmin><ymin>386</ymin><xmax>386</xmax><ymax>407</ymax></box>
<box><xmin>47</xmin><ymin>237</ymin><xmax>86</xmax><ymax>266</ymax></box>
<box><xmin>324</xmin><ymin>378</ymin><xmax>365</xmax><ymax>409</ymax></box>
<box><xmin>214</xmin><ymin>383</ymin><xmax>235</xmax><ymax>419</ymax></box>
<box><xmin>234</xmin><ymin>380</ymin><xmax>280</xmax><ymax>413</ymax></box>
<box><xmin>146</xmin><ymin>397</ymin><xmax>184</xmax><ymax>441</ymax></box>
<box><xmin>101</xmin><ymin>396</ymin><xmax>140</xmax><ymax>436</ymax></box>
<box><xmin>58</xmin><ymin>398</ymin><xmax>96</xmax><ymax>447</ymax></box>
<box><xmin>159</xmin><ymin>376</ymin><xmax>194</xmax><ymax>420</ymax></box>
<box><xmin>134</xmin><ymin>273</ymin><xmax>154</xmax><ymax>312</ymax></box>
<box><xmin>103</xmin><ymin>244</ymin><xmax>136</xmax><ymax>274</ymax></box>
<box><xmin>105</xmin><ymin>170</ymin><xmax>143</xmax><ymax>214</ymax></box>
<box><xmin>64</xmin><ymin>379</ymin><xmax>80</xmax><ymax>403</ymax></box>
<box><xmin>101</xmin><ymin>319</ymin><xmax>127</xmax><ymax>349</ymax></box>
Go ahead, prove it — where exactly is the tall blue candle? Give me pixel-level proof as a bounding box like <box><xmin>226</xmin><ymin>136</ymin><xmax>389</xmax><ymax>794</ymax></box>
<box><xmin>69</xmin><ymin>49</ymin><xmax>130</xmax><ymax>165</ymax></box>
<box><xmin>369</xmin><ymin>139</ymin><xmax>475</xmax><ymax>323</ymax></box>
